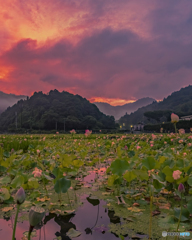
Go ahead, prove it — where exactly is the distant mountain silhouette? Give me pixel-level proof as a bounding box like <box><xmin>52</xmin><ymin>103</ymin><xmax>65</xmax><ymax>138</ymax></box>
<box><xmin>0</xmin><ymin>91</ymin><xmax>27</xmax><ymax>114</ymax></box>
<box><xmin>119</xmin><ymin>85</ymin><xmax>192</xmax><ymax>126</ymax></box>
<box><xmin>94</xmin><ymin>97</ymin><xmax>156</xmax><ymax>120</ymax></box>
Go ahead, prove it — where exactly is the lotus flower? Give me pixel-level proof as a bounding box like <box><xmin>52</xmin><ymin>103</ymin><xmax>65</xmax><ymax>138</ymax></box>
<box><xmin>179</xmin><ymin>129</ymin><xmax>185</xmax><ymax>134</ymax></box>
<box><xmin>32</xmin><ymin>167</ymin><xmax>42</xmax><ymax>178</ymax></box>
<box><xmin>15</xmin><ymin>187</ymin><xmax>26</xmax><ymax>205</ymax></box>
<box><xmin>70</xmin><ymin>129</ymin><xmax>76</xmax><ymax>134</ymax></box>
<box><xmin>173</xmin><ymin>170</ymin><xmax>182</xmax><ymax>180</ymax></box>
<box><xmin>171</xmin><ymin>113</ymin><xmax>179</xmax><ymax>123</ymax></box>
<box><xmin>151</xmin><ymin>134</ymin><xmax>156</xmax><ymax>139</ymax></box>
<box><xmin>85</xmin><ymin>130</ymin><xmax>92</xmax><ymax>137</ymax></box>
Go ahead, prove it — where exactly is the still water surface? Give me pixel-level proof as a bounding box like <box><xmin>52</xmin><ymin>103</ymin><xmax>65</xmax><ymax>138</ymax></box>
<box><xmin>0</xmin><ymin>169</ymin><xmax>148</xmax><ymax>239</ymax></box>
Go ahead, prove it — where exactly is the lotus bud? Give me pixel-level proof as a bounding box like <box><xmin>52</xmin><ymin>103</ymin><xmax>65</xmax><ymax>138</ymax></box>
<box><xmin>178</xmin><ymin>183</ymin><xmax>185</xmax><ymax>193</ymax></box>
<box><xmin>15</xmin><ymin>187</ymin><xmax>26</xmax><ymax>205</ymax></box>
<box><xmin>29</xmin><ymin>206</ymin><xmax>45</xmax><ymax>227</ymax></box>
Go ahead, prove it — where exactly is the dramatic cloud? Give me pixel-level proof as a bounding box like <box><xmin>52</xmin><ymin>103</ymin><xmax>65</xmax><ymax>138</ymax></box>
<box><xmin>0</xmin><ymin>0</ymin><xmax>192</xmax><ymax>104</ymax></box>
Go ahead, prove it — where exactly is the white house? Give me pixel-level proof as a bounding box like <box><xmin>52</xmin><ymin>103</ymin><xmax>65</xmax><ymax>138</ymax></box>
<box><xmin>133</xmin><ymin>122</ymin><xmax>144</xmax><ymax>131</ymax></box>
<box><xmin>180</xmin><ymin>115</ymin><xmax>192</xmax><ymax>121</ymax></box>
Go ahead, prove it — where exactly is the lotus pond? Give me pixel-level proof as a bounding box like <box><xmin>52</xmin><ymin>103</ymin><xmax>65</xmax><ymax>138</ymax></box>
<box><xmin>1</xmin><ymin>133</ymin><xmax>192</xmax><ymax>240</ymax></box>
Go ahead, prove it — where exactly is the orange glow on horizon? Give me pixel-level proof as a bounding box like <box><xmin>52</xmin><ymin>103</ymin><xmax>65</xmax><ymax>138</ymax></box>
<box><xmin>89</xmin><ymin>97</ymin><xmax>136</xmax><ymax>106</ymax></box>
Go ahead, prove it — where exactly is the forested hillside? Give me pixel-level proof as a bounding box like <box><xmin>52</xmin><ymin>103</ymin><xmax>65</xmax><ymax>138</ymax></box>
<box><xmin>119</xmin><ymin>85</ymin><xmax>192</xmax><ymax>126</ymax></box>
<box><xmin>0</xmin><ymin>90</ymin><xmax>117</xmax><ymax>131</ymax></box>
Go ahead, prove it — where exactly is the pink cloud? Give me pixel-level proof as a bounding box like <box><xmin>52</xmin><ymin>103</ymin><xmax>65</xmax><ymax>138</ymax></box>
<box><xmin>0</xmin><ymin>0</ymin><xmax>192</xmax><ymax>104</ymax></box>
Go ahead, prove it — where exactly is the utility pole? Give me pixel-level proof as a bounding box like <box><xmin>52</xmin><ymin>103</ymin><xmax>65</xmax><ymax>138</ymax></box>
<box><xmin>20</xmin><ymin>103</ymin><xmax>23</xmax><ymax>128</ymax></box>
<box><xmin>64</xmin><ymin>118</ymin><xmax>66</xmax><ymax>133</ymax></box>
<box><xmin>15</xmin><ymin>112</ymin><xmax>17</xmax><ymax>129</ymax></box>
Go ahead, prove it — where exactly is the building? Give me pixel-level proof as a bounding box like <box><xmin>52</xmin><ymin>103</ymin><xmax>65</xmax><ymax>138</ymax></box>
<box><xmin>180</xmin><ymin>115</ymin><xmax>192</xmax><ymax>121</ymax></box>
<box><xmin>132</xmin><ymin>122</ymin><xmax>145</xmax><ymax>131</ymax></box>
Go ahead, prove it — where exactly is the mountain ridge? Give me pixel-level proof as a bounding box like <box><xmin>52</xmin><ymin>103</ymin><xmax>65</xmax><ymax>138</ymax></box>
<box><xmin>118</xmin><ymin>85</ymin><xmax>192</xmax><ymax>127</ymax></box>
<box><xmin>0</xmin><ymin>91</ymin><xmax>27</xmax><ymax>114</ymax></box>
<box><xmin>94</xmin><ymin>97</ymin><xmax>156</xmax><ymax>120</ymax></box>
<box><xmin>0</xmin><ymin>89</ymin><xmax>117</xmax><ymax>131</ymax></box>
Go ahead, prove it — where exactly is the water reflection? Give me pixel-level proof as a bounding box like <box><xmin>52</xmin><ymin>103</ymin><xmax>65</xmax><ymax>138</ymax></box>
<box><xmin>44</xmin><ymin>213</ymin><xmax>76</xmax><ymax>240</ymax></box>
<box><xmin>108</xmin><ymin>210</ymin><xmax>120</xmax><ymax>224</ymax></box>
<box><xmin>0</xmin><ymin>195</ymin><xmax>131</xmax><ymax>240</ymax></box>
<box><xmin>85</xmin><ymin>197</ymin><xmax>100</xmax><ymax>235</ymax></box>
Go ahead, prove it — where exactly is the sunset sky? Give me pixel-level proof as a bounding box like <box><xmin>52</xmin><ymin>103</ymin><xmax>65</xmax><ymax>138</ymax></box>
<box><xmin>1</xmin><ymin>0</ymin><xmax>192</xmax><ymax>105</ymax></box>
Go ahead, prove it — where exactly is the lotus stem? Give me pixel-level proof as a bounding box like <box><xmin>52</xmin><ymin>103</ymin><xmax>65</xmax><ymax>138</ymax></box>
<box><xmin>12</xmin><ymin>204</ymin><xmax>20</xmax><ymax>240</ymax></box>
<box><xmin>28</xmin><ymin>225</ymin><xmax>34</xmax><ymax>240</ymax></box>
<box><xmin>174</xmin><ymin>122</ymin><xmax>177</xmax><ymax>134</ymax></box>
<box><xmin>149</xmin><ymin>184</ymin><xmax>153</xmax><ymax>239</ymax></box>
<box><xmin>175</xmin><ymin>194</ymin><xmax>183</xmax><ymax>240</ymax></box>
<box><xmin>43</xmin><ymin>177</ymin><xmax>48</xmax><ymax>197</ymax></box>
<box><xmin>67</xmin><ymin>191</ymin><xmax>72</xmax><ymax>209</ymax></box>
<box><xmin>58</xmin><ymin>193</ymin><xmax>62</xmax><ymax>206</ymax></box>
<box><xmin>149</xmin><ymin>195</ymin><xmax>153</xmax><ymax>239</ymax></box>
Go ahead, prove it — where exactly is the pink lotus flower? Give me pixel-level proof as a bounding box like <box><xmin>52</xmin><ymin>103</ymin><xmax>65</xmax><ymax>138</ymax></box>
<box><xmin>171</xmin><ymin>113</ymin><xmax>179</xmax><ymax>123</ymax></box>
<box><xmin>70</xmin><ymin>129</ymin><xmax>76</xmax><ymax>134</ymax></box>
<box><xmin>152</xmin><ymin>134</ymin><xmax>156</xmax><ymax>139</ymax></box>
<box><xmin>85</xmin><ymin>129</ymin><xmax>92</xmax><ymax>137</ymax></box>
<box><xmin>188</xmin><ymin>143</ymin><xmax>192</xmax><ymax>146</ymax></box>
<box><xmin>173</xmin><ymin>170</ymin><xmax>182</xmax><ymax>180</ymax></box>
<box><xmin>124</xmin><ymin>146</ymin><xmax>128</xmax><ymax>150</ymax></box>
<box><xmin>179</xmin><ymin>129</ymin><xmax>185</xmax><ymax>134</ymax></box>
<box><xmin>37</xmin><ymin>150</ymin><xmax>40</xmax><ymax>154</ymax></box>
<box><xmin>150</xmin><ymin>144</ymin><xmax>153</xmax><ymax>147</ymax></box>
<box><xmin>136</xmin><ymin>146</ymin><xmax>141</xmax><ymax>150</ymax></box>
<box><xmin>32</xmin><ymin>168</ymin><xmax>42</xmax><ymax>178</ymax></box>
